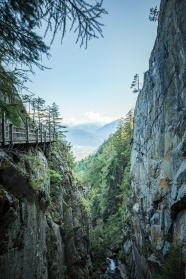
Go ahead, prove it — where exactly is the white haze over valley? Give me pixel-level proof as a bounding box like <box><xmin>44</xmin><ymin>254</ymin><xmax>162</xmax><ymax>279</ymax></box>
<box><xmin>63</xmin><ymin>113</ymin><xmax>120</xmax><ymax>161</ymax></box>
<box><xmin>63</xmin><ymin>111</ymin><xmax>117</xmax><ymax>126</ymax></box>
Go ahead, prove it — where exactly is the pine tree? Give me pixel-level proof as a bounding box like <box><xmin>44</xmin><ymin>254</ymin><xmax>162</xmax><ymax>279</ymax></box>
<box><xmin>149</xmin><ymin>6</ymin><xmax>159</xmax><ymax>22</ymax></box>
<box><xmin>33</xmin><ymin>97</ymin><xmax>45</xmax><ymax>125</ymax></box>
<box><xmin>75</xmin><ymin>111</ymin><xmax>134</xmax><ymax>271</ymax></box>
<box><xmin>50</xmin><ymin>103</ymin><xmax>62</xmax><ymax>135</ymax></box>
<box><xmin>21</xmin><ymin>94</ymin><xmax>34</xmax><ymax>116</ymax></box>
<box><xmin>130</xmin><ymin>74</ymin><xmax>142</xmax><ymax>94</ymax></box>
<box><xmin>0</xmin><ymin>0</ymin><xmax>107</xmax><ymax>123</ymax></box>
<box><xmin>0</xmin><ymin>67</ymin><xmax>27</xmax><ymax>125</ymax></box>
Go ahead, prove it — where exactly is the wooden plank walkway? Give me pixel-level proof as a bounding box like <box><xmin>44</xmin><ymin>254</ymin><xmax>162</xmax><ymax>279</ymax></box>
<box><xmin>0</xmin><ymin>116</ymin><xmax>57</xmax><ymax>147</ymax></box>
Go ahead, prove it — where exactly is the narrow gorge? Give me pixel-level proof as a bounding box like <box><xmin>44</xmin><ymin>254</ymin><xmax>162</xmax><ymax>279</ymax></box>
<box><xmin>0</xmin><ymin>0</ymin><xmax>186</xmax><ymax>278</ymax></box>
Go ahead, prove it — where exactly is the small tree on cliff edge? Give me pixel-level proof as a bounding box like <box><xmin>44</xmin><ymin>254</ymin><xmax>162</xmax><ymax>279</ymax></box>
<box><xmin>0</xmin><ymin>0</ymin><xmax>107</xmax><ymax>123</ymax></box>
<box><xmin>149</xmin><ymin>6</ymin><xmax>159</xmax><ymax>22</ymax></box>
<box><xmin>130</xmin><ymin>74</ymin><xmax>142</xmax><ymax>94</ymax></box>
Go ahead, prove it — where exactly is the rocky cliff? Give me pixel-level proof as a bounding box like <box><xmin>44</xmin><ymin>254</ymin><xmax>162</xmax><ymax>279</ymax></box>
<box><xmin>0</xmin><ymin>141</ymin><xmax>91</xmax><ymax>279</ymax></box>
<box><xmin>124</xmin><ymin>0</ymin><xmax>186</xmax><ymax>278</ymax></box>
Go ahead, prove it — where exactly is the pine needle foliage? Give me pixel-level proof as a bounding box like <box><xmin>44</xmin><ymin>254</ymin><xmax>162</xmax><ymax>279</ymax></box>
<box><xmin>75</xmin><ymin>110</ymin><xmax>134</xmax><ymax>269</ymax></box>
<box><xmin>153</xmin><ymin>243</ymin><xmax>183</xmax><ymax>279</ymax></box>
<box><xmin>149</xmin><ymin>6</ymin><xmax>159</xmax><ymax>22</ymax></box>
<box><xmin>130</xmin><ymin>74</ymin><xmax>141</xmax><ymax>94</ymax></box>
<box><xmin>0</xmin><ymin>0</ymin><xmax>107</xmax><ymax>122</ymax></box>
<box><xmin>0</xmin><ymin>66</ymin><xmax>27</xmax><ymax>125</ymax></box>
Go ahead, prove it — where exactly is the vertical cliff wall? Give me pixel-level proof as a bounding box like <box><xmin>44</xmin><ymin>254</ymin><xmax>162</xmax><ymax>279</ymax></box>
<box><xmin>0</xmin><ymin>143</ymin><xmax>91</xmax><ymax>279</ymax></box>
<box><xmin>126</xmin><ymin>0</ymin><xmax>186</xmax><ymax>278</ymax></box>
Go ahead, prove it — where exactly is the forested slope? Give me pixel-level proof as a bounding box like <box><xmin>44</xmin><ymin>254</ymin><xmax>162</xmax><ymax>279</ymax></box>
<box><xmin>75</xmin><ymin>111</ymin><xmax>133</xmax><ymax>277</ymax></box>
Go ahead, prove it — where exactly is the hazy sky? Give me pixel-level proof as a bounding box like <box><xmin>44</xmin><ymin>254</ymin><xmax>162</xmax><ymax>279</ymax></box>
<box><xmin>26</xmin><ymin>0</ymin><xmax>160</xmax><ymax>124</ymax></box>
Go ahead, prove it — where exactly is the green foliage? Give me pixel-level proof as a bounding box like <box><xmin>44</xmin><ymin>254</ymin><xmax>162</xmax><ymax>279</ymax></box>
<box><xmin>30</xmin><ymin>175</ymin><xmax>49</xmax><ymax>190</ymax></box>
<box><xmin>153</xmin><ymin>243</ymin><xmax>183</xmax><ymax>279</ymax></box>
<box><xmin>49</xmin><ymin>169</ymin><xmax>63</xmax><ymax>193</ymax></box>
<box><xmin>23</xmin><ymin>153</ymin><xmax>49</xmax><ymax>190</ymax></box>
<box><xmin>0</xmin><ymin>0</ymin><xmax>107</xmax><ymax>123</ymax></box>
<box><xmin>50</xmin><ymin>137</ymin><xmax>75</xmax><ymax>170</ymax></box>
<box><xmin>75</xmin><ymin>110</ymin><xmax>133</xmax><ymax>270</ymax></box>
<box><xmin>49</xmin><ymin>102</ymin><xmax>64</xmax><ymax>135</ymax></box>
<box><xmin>21</xmin><ymin>153</ymin><xmax>63</xmax><ymax>191</ymax></box>
<box><xmin>49</xmin><ymin>169</ymin><xmax>62</xmax><ymax>183</ymax></box>
<box><xmin>60</xmin><ymin>266</ymin><xmax>67</xmax><ymax>279</ymax></box>
<box><xmin>0</xmin><ymin>68</ymin><xmax>28</xmax><ymax>126</ymax></box>
<box><xmin>130</xmin><ymin>74</ymin><xmax>142</xmax><ymax>94</ymax></box>
<box><xmin>118</xmin><ymin>249</ymin><xmax>125</xmax><ymax>261</ymax></box>
<box><xmin>21</xmin><ymin>94</ymin><xmax>66</xmax><ymax>139</ymax></box>
<box><xmin>30</xmin><ymin>168</ymin><xmax>63</xmax><ymax>191</ymax></box>
<box><xmin>78</xmin><ymin>196</ymin><xmax>90</xmax><ymax>213</ymax></box>
<box><xmin>32</xmin><ymin>97</ymin><xmax>45</xmax><ymax>124</ymax></box>
<box><xmin>149</xmin><ymin>6</ymin><xmax>159</xmax><ymax>22</ymax></box>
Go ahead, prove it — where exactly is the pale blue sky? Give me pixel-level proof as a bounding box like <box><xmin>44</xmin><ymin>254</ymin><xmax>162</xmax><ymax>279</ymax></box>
<box><xmin>26</xmin><ymin>0</ymin><xmax>160</xmax><ymax>124</ymax></box>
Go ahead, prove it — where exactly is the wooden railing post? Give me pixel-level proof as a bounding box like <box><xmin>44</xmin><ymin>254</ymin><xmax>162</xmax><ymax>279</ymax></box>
<box><xmin>0</xmin><ymin>115</ymin><xmax>55</xmax><ymax>146</ymax></box>
<box><xmin>2</xmin><ymin>112</ymin><xmax>6</xmax><ymax>146</ymax></box>
<box><xmin>36</xmin><ymin>129</ymin><xmax>39</xmax><ymax>143</ymax></box>
<box><xmin>44</xmin><ymin>131</ymin><xmax>46</xmax><ymax>143</ymax></box>
<box><xmin>40</xmin><ymin>123</ymin><xmax>43</xmax><ymax>143</ymax></box>
<box><xmin>49</xmin><ymin>127</ymin><xmax>51</xmax><ymax>142</ymax></box>
<box><xmin>9</xmin><ymin>124</ymin><xmax>13</xmax><ymax>145</ymax></box>
<box><xmin>26</xmin><ymin>117</ymin><xmax>29</xmax><ymax>143</ymax></box>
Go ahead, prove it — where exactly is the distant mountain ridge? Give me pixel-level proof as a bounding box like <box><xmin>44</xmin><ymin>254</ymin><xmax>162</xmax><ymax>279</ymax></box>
<box><xmin>96</xmin><ymin>120</ymin><xmax>120</xmax><ymax>140</ymax></box>
<box><xmin>65</xmin><ymin>120</ymin><xmax>119</xmax><ymax>146</ymax></box>
<box><xmin>65</xmin><ymin>120</ymin><xmax>120</xmax><ymax>160</ymax></box>
<box><xmin>65</xmin><ymin>128</ymin><xmax>102</xmax><ymax>147</ymax></box>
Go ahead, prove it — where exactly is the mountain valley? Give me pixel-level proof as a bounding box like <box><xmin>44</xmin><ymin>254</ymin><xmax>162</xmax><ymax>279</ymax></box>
<box><xmin>65</xmin><ymin>120</ymin><xmax>120</xmax><ymax>160</ymax></box>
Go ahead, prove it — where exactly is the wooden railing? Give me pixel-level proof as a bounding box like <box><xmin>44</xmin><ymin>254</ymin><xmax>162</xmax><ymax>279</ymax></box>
<box><xmin>0</xmin><ymin>116</ymin><xmax>57</xmax><ymax>146</ymax></box>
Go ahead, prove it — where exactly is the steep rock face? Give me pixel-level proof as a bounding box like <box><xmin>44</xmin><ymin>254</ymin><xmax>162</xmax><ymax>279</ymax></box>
<box><xmin>0</xmin><ymin>144</ymin><xmax>91</xmax><ymax>279</ymax></box>
<box><xmin>127</xmin><ymin>0</ymin><xmax>186</xmax><ymax>277</ymax></box>
<box><xmin>47</xmin><ymin>143</ymin><xmax>91</xmax><ymax>279</ymax></box>
<box><xmin>0</xmin><ymin>149</ymin><xmax>50</xmax><ymax>279</ymax></box>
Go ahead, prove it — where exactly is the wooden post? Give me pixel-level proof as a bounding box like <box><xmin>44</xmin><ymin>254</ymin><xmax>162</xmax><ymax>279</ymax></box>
<box><xmin>2</xmin><ymin>112</ymin><xmax>6</xmax><ymax>146</ymax></box>
<box><xmin>49</xmin><ymin>127</ymin><xmax>51</xmax><ymax>142</ymax></box>
<box><xmin>44</xmin><ymin>131</ymin><xmax>47</xmax><ymax>143</ymax></box>
<box><xmin>9</xmin><ymin>124</ymin><xmax>13</xmax><ymax>145</ymax></box>
<box><xmin>36</xmin><ymin>129</ymin><xmax>39</xmax><ymax>143</ymax></box>
<box><xmin>40</xmin><ymin>123</ymin><xmax>43</xmax><ymax>143</ymax></box>
<box><xmin>26</xmin><ymin>117</ymin><xmax>29</xmax><ymax>143</ymax></box>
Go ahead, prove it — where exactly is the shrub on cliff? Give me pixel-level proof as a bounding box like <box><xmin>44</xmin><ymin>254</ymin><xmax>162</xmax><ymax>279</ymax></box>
<box><xmin>153</xmin><ymin>243</ymin><xmax>183</xmax><ymax>279</ymax></box>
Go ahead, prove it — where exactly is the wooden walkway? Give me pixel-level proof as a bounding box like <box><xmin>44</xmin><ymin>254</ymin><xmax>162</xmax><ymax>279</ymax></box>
<box><xmin>0</xmin><ymin>115</ymin><xmax>57</xmax><ymax>147</ymax></box>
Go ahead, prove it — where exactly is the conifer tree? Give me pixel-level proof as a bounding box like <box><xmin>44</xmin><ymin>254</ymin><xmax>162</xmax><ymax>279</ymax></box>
<box><xmin>21</xmin><ymin>94</ymin><xmax>34</xmax><ymax>116</ymax></box>
<box><xmin>0</xmin><ymin>0</ymin><xmax>107</xmax><ymax>123</ymax></box>
<box><xmin>33</xmin><ymin>97</ymin><xmax>46</xmax><ymax>125</ymax></box>
<box><xmin>149</xmin><ymin>6</ymin><xmax>159</xmax><ymax>22</ymax></box>
<box><xmin>130</xmin><ymin>74</ymin><xmax>142</xmax><ymax>94</ymax></box>
<box><xmin>50</xmin><ymin>102</ymin><xmax>63</xmax><ymax>135</ymax></box>
<box><xmin>31</xmin><ymin>98</ymin><xmax>37</xmax><ymax>123</ymax></box>
<box><xmin>75</xmin><ymin>110</ymin><xmax>134</xmax><ymax>271</ymax></box>
<box><xmin>0</xmin><ymin>67</ymin><xmax>27</xmax><ymax>125</ymax></box>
